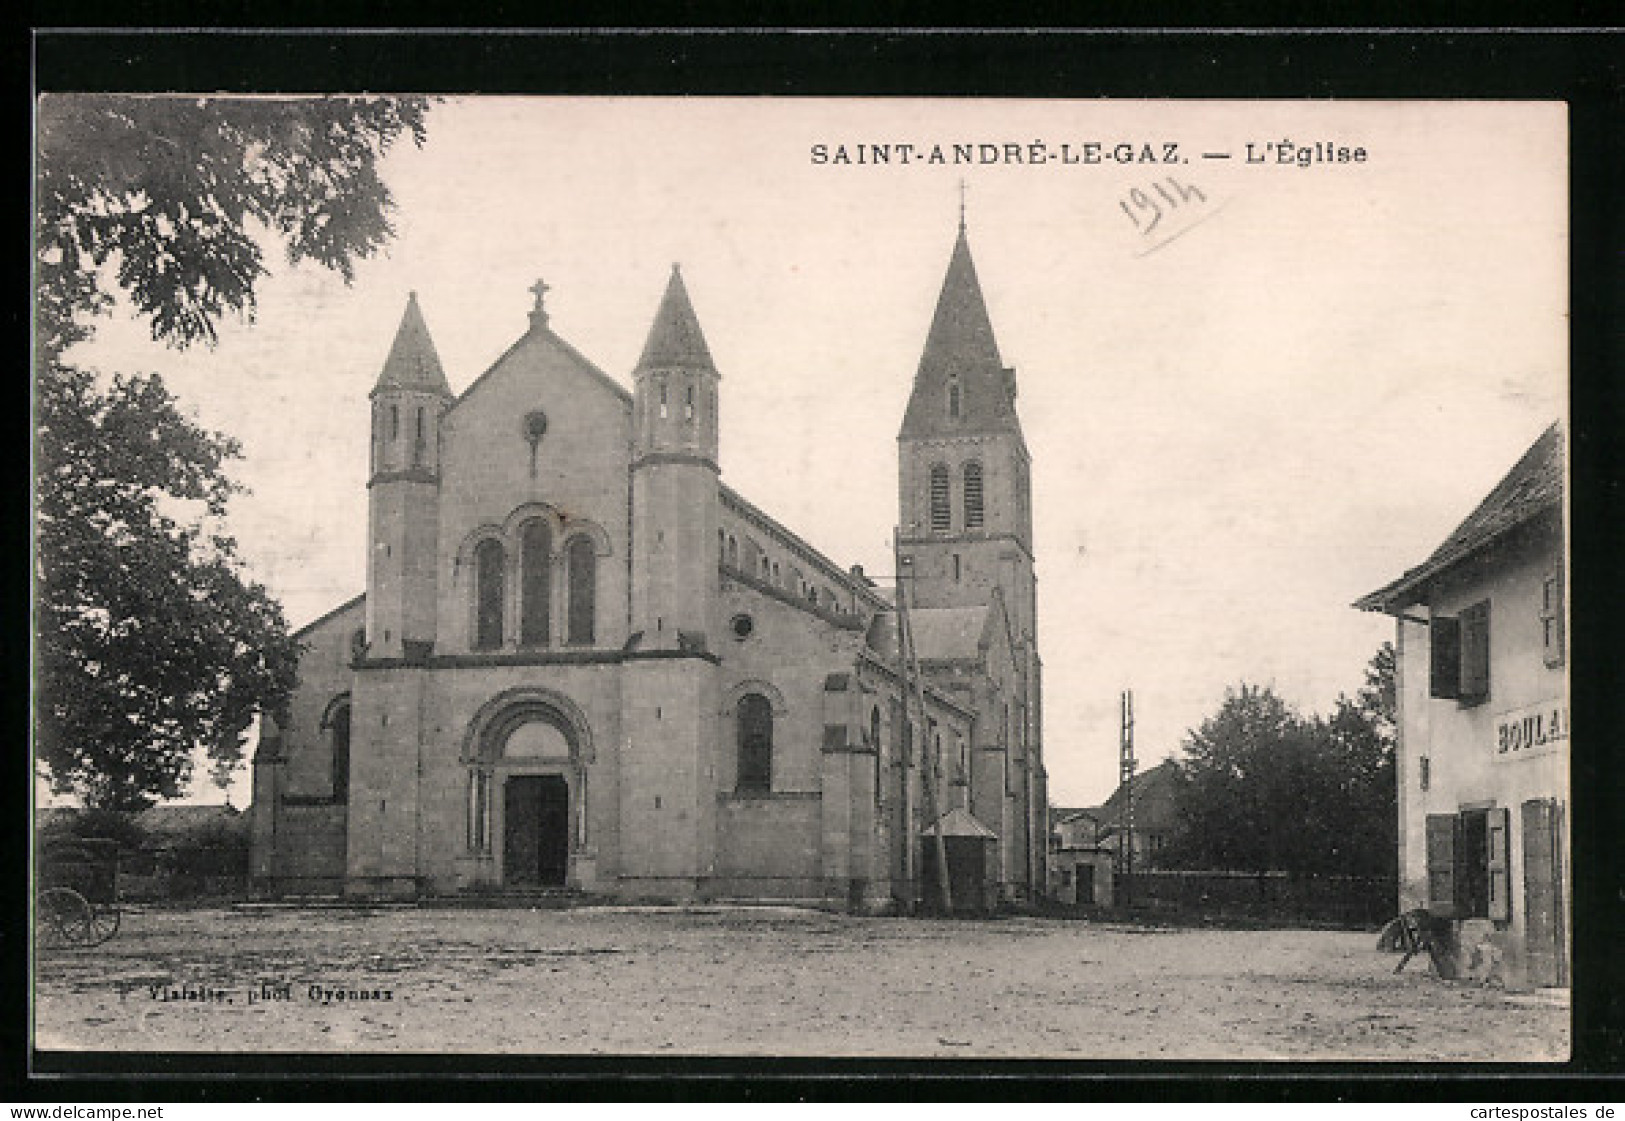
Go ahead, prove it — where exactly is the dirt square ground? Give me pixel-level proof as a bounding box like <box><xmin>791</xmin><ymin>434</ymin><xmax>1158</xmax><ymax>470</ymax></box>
<box><xmin>32</xmin><ymin>904</ymin><xmax>1569</xmax><ymax>1060</ymax></box>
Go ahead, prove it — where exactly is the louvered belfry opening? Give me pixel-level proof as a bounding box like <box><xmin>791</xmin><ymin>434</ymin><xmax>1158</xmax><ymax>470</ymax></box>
<box><xmin>964</xmin><ymin>461</ymin><xmax>984</xmax><ymax>529</ymax></box>
<box><xmin>930</xmin><ymin>464</ymin><xmax>951</xmax><ymax>531</ymax></box>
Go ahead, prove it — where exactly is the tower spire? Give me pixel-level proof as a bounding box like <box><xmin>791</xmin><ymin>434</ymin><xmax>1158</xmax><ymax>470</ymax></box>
<box><xmin>635</xmin><ymin>263</ymin><xmax>717</xmax><ymax>374</ymax></box>
<box><xmin>898</xmin><ymin>223</ymin><xmax>1019</xmax><ymax>438</ymax></box>
<box><xmin>373</xmin><ymin>291</ymin><xmax>452</xmax><ymax>398</ymax></box>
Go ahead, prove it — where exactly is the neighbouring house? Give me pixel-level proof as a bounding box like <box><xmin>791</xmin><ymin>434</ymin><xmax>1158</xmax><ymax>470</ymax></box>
<box><xmin>1048</xmin><ymin>806</ymin><xmax>1114</xmax><ymax>907</ymax></box>
<box><xmin>1096</xmin><ymin>759</ymin><xmax>1182</xmax><ymax>872</ymax></box>
<box><xmin>1356</xmin><ymin>423</ymin><xmax>1568</xmax><ymax>988</ymax></box>
<box><xmin>251</xmin><ymin>222</ymin><xmax>1049</xmax><ymax>908</ymax></box>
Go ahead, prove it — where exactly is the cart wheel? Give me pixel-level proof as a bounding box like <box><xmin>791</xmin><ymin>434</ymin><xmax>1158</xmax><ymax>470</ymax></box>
<box><xmin>86</xmin><ymin>903</ymin><xmax>121</xmax><ymax>946</ymax></box>
<box><xmin>38</xmin><ymin>887</ymin><xmax>94</xmax><ymax>948</ymax></box>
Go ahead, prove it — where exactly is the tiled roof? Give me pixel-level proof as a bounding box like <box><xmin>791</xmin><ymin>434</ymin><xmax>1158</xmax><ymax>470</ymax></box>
<box><xmin>907</xmin><ymin>605</ymin><xmax>990</xmax><ymax>662</ymax></box>
<box><xmin>1356</xmin><ymin>423</ymin><xmax>1563</xmax><ymax>613</ymax></box>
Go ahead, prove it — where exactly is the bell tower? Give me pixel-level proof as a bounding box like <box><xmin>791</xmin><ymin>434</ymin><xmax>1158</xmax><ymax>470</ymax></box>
<box><xmin>897</xmin><ymin>223</ymin><xmax>1036</xmax><ymax>642</ymax></box>
<box><xmin>366</xmin><ymin>291</ymin><xmax>454</xmax><ymax>661</ymax></box>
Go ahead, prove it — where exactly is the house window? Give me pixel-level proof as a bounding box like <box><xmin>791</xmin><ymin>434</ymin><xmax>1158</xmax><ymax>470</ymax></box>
<box><xmin>1425</xmin><ymin>807</ymin><xmax>1511</xmax><ymax>921</ymax></box>
<box><xmin>474</xmin><ymin>539</ymin><xmax>505</xmax><ymax>650</ymax></box>
<box><xmin>685</xmin><ymin>385</ymin><xmax>695</xmax><ymax>422</ymax></box>
<box><xmin>659</xmin><ymin>383</ymin><xmax>668</xmax><ymax>419</ymax></box>
<box><xmin>520</xmin><ymin>520</ymin><xmax>552</xmax><ymax>646</ymax></box>
<box><xmin>929</xmin><ymin>464</ymin><xmax>951</xmax><ymax>531</ymax></box>
<box><xmin>1429</xmin><ymin>599</ymin><xmax>1491</xmax><ymax>706</ymax></box>
<box><xmin>566</xmin><ymin>536</ymin><xmax>596</xmax><ymax>645</ymax></box>
<box><xmin>1542</xmin><ymin>567</ymin><xmax>1565</xmax><ymax>667</ymax></box>
<box><xmin>964</xmin><ymin>462</ymin><xmax>984</xmax><ymax>529</ymax></box>
<box><xmin>389</xmin><ymin>404</ymin><xmax>399</xmax><ymax>440</ymax></box>
<box><xmin>737</xmin><ymin>693</ymin><xmax>773</xmax><ymax>792</ymax></box>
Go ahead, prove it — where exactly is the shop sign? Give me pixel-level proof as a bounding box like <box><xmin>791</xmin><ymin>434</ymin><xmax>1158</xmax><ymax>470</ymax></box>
<box><xmin>1492</xmin><ymin>699</ymin><xmax>1568</xmax><ymax>762</ymax></box>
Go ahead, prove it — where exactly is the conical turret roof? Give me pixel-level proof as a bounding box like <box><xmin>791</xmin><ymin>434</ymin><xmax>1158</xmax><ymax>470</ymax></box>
<box><xmin>373</xmin><ymin>292</ymin><xmax>452</xmax><ymax>397</ymax></box>
<box><xmin>635</xmin><ymin>265</ymin><xmax>716</xmax><ymax>374</ymax></box>
<box><xmin>900</xmin><ymin>227</ymin><xmax>1022</xmax><ymax>438</ymax></box>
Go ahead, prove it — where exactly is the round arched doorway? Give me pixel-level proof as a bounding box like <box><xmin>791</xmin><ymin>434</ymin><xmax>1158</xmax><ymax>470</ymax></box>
<box><xmin>463</xmin><ymin>690</ymin><xmax>592</xmax><ymax>891</ymax></box>
<box><xmin>498</xmin><ymin>719</ymin><xmax>572</xmax><ymax>888</ymax></box>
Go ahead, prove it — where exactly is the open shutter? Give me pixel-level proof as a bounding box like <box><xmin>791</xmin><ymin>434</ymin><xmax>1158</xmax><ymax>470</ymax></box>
<box><xmin>1430</xmin><ymin>616</ymin><xmax>1461</xmax><ymax>699</ymax></box>
<box><xmin>1487</xmin><ymin>806</ymin><xmax>1511</xmax><ymax>922</ymax></box>
<box><xmin>1426</xmin><ymin>813</ymin><xmax>1459</xmax><ymax>916</ymax></box>
<box><xmin>1459</xmin><ymin>600</ymin><xmax>1491</xmax><ymax>703</ymax></box>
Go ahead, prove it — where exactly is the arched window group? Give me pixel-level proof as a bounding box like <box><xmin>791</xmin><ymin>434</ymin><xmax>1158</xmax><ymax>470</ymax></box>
<box><xmin>470</xmin><ymin>516</ymin><xmax>602</xmax><ymax>650</ymax></box>
<box><xmin>520</xmin><ymin>520</ymin><xmax>552</xmax><ymax>646</ymax></box>
<box><xmin>736</xmin><ymin>693</ymin><xmax>773</xmax><ymax>793</ymax></box>
<box><xmin>474</xmin><ymin>539</ymin><xmax>506</xmax><ymax>649</ymax></box>
<box><xmin>566</xmin><ymin>536</ymin><xmax>596</xmax><ymax>645</ymax></box>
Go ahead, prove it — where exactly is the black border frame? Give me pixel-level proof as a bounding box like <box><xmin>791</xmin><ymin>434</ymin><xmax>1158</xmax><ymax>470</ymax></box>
<box><xmin>20</xmin><ymin>25</ymin><xmax>1625</xmax><ymax>1101</ymax></box>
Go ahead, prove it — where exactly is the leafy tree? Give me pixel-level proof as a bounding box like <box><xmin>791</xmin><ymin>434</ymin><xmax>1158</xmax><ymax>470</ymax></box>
<box><xmin>1164</xmin><ymin>646</ymin><xmax>1397</xmax><ymax>877</ymax></box>
<box><xmin>37</xmin><ymin>94</ymin><xmax>429</xmax><ymax>355</ymax></box>
<box><xmin>35</xmin><ymin>95</ymin><xmax>429</xmax><ymax>809</ymax></box>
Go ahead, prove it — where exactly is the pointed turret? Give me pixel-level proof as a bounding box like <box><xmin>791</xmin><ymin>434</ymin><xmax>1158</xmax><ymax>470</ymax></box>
<box><xmin>629</xmin><ymin>263</ymin><xmax>721</xmax><ymax>650</ymax></box>
<box><xmin>636</xmin><ymin>265</ymin><xmax>717</xmax><ymax>375</ymax></box>
<box><xmin>899</xmin><ymin>228</ymin><xmax>1021</xmax><ymax>439</ymax></box>
<box><xmin>373</xmin><ymin>292</ymin><xmax>452</xmax><ymax>398</ymax></box>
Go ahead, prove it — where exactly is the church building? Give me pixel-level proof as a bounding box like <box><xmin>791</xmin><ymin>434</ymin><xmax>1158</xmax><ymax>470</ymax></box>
<box><xmin>250</xmin><ymin>222</ymin><xmax>1048</xmax><ymax>909</ymax></box>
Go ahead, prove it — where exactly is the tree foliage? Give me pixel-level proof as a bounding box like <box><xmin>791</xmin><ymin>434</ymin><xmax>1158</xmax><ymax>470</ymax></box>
<box><xmin>1164</xmin><ymin>646</ymin><xmax>1397</xmax><ymax>878</ymax></box>
<box><xmin>35</xmin><ymin>95</ymin><xmax>429</xmax><ymax>809</ymax></box>
<box><xmin>37</xmin><ymin>94</ymin><xmax>429</xmax><ymax>355</ymax></box>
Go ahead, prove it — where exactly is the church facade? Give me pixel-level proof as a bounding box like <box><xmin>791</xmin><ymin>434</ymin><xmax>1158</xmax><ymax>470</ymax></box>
<box><xmin>250</xmin><ymin>225</ymin><xmax>1048</xmax><ymax>908</ymax></box>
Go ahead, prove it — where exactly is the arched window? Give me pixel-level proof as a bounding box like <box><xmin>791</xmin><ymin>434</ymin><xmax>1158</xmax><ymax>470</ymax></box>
<box><xmin>520</xmin><ymin>520</ymin><xmax>552</xmax><ymax>646</ymax></box>
<box><xmin>474</xmin><ymin>539</ymin><xmax>505</xmax><ymax>649</ymax></box>
<box><xmin>727</xmin><ymin>535</ymin><xmax>739</xmax><ymax>568</ymax></box>
<box><xmin>718</xmin><ymin>528</ymin><xmax>726</xmax><ymax>563</ymax></box>
<box><xmin>389</xmin><ymin>404</ymin><xmax>399</xmax><ymax>440</ymax></box>
<box><xmin>330</xmin><ymin>702</ymin><xmax>352</xmax><ymax>802</ymax></box>
<box><xmin>964</xmin><ymin>461</ymin><xmax>984</xmax><ymax>529</ymax></box>
<box><xmin>566</xmin><ymin>535</ymin><xmax>596</xmax><ymax>646</ymax></box>
<box><xmin>948</xmin><ymin>378</ymin><xmax>962</xmax><ymax>420</ymax></box>
<box><xmin>737</xmin><ymin>693</ymin><xmax>773</xmax><ymax>793</ymax></box>
<box><xmin>929</xmin><ymin>463</ymin><xmax>951</xmax><ymax>531</ymax></box>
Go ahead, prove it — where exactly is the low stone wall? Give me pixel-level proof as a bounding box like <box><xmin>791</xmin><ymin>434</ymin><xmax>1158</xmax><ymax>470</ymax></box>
<box><xmin>1117</xmin><ymin>870</ymin><xmax>1397</xmax><ymax>928</ymax></box>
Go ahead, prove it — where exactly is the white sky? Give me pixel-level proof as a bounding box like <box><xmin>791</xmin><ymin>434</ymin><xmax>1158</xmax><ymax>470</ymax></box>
<box><xmin>63</xmin><ymin>98</ymin><xmax>1566</xmax><ymax>807</ymax></box>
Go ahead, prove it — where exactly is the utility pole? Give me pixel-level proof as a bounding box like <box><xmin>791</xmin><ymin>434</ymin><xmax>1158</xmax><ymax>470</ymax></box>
<box><xmin>1120</xmin><ymin>689</ymin><xmax>1136</xmax><ymax>909</ymax></box>
<box><xmin>895</xmin><ymin>529</ymin><xmax>953</xmax><ymax>914</ymax></box>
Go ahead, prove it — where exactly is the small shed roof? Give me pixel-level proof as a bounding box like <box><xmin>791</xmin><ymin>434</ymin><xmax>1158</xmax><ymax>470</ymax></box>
<box><xmin>926</xmin><ymin>806</ymin><xmax>999</xmax><ymax>839</ymax></box>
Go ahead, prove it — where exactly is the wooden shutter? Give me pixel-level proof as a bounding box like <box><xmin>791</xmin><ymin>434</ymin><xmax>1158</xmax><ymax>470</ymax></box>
<box><xmin>1430</xmin><ymin>616</ymin><xmax>1461</xmax><ymax>699</ymax></box>
<box><xmin>1425</xmin><ymin>813</ymin><xmax>1459</xmax><ymax>916</ymax></box>
<box><xmin>1459</xmin><ymin>600</ymin><xmax>1491</xmax><ymax>703</ymax></box>
<box><xmin>1486</xmin><ymin>806</ymin><xmax>1511</xmax><ymax>922</ymax></box>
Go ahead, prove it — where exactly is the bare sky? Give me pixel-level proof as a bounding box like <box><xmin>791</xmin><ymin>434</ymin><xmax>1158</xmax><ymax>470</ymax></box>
<box><xmin>65</xmin><ymin>98</ymin><xmax>1566</xmax><ymax>807</ymax></box>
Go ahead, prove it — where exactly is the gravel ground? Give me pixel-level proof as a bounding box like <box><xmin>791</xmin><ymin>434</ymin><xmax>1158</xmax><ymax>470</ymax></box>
<box><xmin>33</xmin><ymin>905</ymin><xmax>1569</xmax><ymax>1060</ymax></box>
